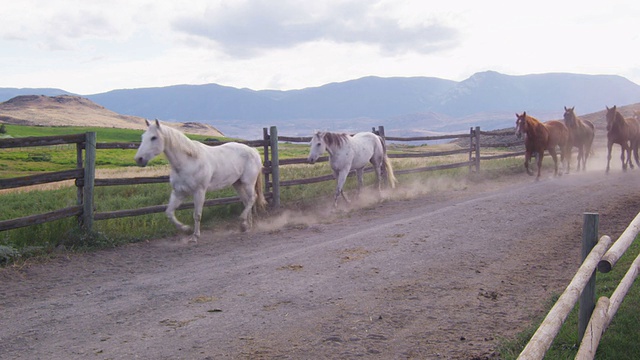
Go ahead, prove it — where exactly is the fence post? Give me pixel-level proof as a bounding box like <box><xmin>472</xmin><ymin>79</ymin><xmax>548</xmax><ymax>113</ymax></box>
<box><xmin>82</xmin><ymin>132</ymin><xmax>96</xmax><ymax>232</ymax></box>
<box><xmin>579</xmin><ymin>212</ymin><xmax>599</xmax><ymax>342</ymax></box>
<box><xmin>76</xmin><ymin>142</ymin><xmax>84</xmax><ymax>206</ymax></box>
<box><xmin>262</xmin><ymin>128</ymin><xmax>271</xmax><ymax>200</ymax></box>
<box><xmin>474</xmin><ymin>126</ymin><xmax>481</xmax><ymax>173</ymax></box>
<box><xmin>269</xmin><ymin>126</ymin><xmax>280</xmax><ymax>208</ymax></box>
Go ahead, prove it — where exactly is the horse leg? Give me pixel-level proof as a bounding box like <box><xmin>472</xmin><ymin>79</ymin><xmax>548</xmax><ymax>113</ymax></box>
<box><xmin>621</xmin><ymin>144</ymin><xmax>628</xmax><ymax>171</ymax></box>
<box><xmin>189</xmin><ymin>188</ymin><xmax>206</xmax><ymax>243</ymax></box>
<box><xmin>576</xmin><ymin>147</ymin><xmax>583</xmax><ymax>171</ymax></box>
<box><xmin>566</xmin><ymin>145</ymin><xmax>572</xmax><ymax>173</ymax></box>
<box><xmin>166</xmin><ymin>191</ymin><xmax>191</xmax><ymax>234</ymax></box>
<box><xmin>524</xmin><ymin>152</ymin><xmax>534</xmax><ymax>176</ymax></box>
<box><xmin>334</xmin><ymin>169</ymin><xmax>350</xmax><ymax>207</ymax></box>
<box><xmin>372</xmin><ymin>158</ymin><xmax>383</xmax><ymax>195</ymax></box>
<box><xmin>606</xmin><ymin>140</ymin><xmax>613</xmax><ymax>174</ymax></box>
<box><xmin>548</xmin><ymin>148</ymin><xmax>559</xmax><ymax>177</ymax></box>
<box><xmin>536</xmin><ymin>151</ymin><xmax>544</xmax><ymax>181</ymax></box>
<box><xmin>233</xmin><ymin>181</ymin><xmax>256</xmax><ymax>231</ymax></box>
<box><xmin>355</xmin><ymin>168</ymin><xmax>364</xmax><ymax>198</ymax></box>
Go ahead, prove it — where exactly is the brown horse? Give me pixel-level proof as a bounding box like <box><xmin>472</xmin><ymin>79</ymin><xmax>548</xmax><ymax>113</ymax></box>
<box><xmin>515</xmin><ymin>112</ymin><xmax>570</xmax><ymax>180</ymax></box>
<box><xmin>605</xmin><ymin>105</ymin><xmax>640</xmax><ymax>173</ymax></box>
<box><xmin>563</xmin><ymin>106</ymin><xmax>595</xmax><ymax>171</ymax></box>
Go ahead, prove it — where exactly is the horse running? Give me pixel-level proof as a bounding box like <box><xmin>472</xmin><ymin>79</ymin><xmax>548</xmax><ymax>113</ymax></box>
<box><xmin>515</xmin><ymin>112</ymin><xmax>570</xmax><ymax>180</ymax></box>
<box><xmin>605</xmin><ymin>105</ymin><xmax>640</xmax><ymax>173</ymax></box>
<box><xmin>307</xmin><ymin>131</ymin><xmax>397</xmax><ymax>207</ymax></box>
<box><xmin>562</xmin><ymin>106</ymin><xmax>595</xmax><ymax>171</ymax></box>
<box><xmin>134</xmin><ymin>119</ymin><xmax>266</xmax><ymax>243</ymax></box>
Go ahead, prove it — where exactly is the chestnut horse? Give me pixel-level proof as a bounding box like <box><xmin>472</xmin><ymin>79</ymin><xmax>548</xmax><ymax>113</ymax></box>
<box><xmin>605</xmin><ymin>105</ymin><xmax>640</xmax><ymax>173</ymax></box>
<box><xmin>515</xmin><ymin>112</ymin><xmax>570</xmax><ymax>180</ymax></box>
<box><xmin>563</xmin><ymin>106</ymin><xmax>595</xmax><ymax>171</ymax></box>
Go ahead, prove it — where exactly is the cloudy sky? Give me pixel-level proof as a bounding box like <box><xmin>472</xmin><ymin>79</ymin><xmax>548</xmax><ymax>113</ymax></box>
<box><xmin>2</xmin><ymin>0</ymin><xmax>639</xmax><ymax>95</ymax></box>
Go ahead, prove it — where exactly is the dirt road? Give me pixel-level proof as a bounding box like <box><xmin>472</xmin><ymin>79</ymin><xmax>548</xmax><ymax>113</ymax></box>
<box><xmin>2</xmin><ymin>162</ymin><xmax>640</xmax><ymax>360</ymax></box>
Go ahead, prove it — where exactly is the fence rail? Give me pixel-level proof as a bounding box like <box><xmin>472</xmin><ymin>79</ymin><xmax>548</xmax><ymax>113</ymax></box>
<box><xmin>517</xmin><ymin>212</ymin><xmax>640</xmax><ymax>360</ymax></box>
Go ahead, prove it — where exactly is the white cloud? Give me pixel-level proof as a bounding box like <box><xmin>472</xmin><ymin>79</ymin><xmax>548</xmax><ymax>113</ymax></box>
<box><xmin>172</xmin><ymin>0</ymin><xmax>460</xmax><ymax>57</ymax></box>
<box><xmin>0</xmin><ymin>0</ymin><xmax>639</xmax><ymax>94</ymax></box>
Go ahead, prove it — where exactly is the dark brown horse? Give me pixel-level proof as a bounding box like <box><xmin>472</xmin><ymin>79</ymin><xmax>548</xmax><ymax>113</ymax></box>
<box><xmin>605</xmin><ymin>105</ymin><xmax>640</xmax><ymax>173</ymax></box>
<box><xmin>563</xmin><ymin>106</ymin><xmax>595</xmax><ymax>171</ymax></box>
<box><xmin>515</xmin><ymin>112</ymin><xmax>570</xmax><ymax>180</ymax></box>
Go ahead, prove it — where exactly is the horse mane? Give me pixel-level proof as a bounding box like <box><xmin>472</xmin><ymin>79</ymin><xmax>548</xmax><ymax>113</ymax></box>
<box><xmin>159</xmin><ymin>124</ymin><xmax>201</xmax><ymax>158</ymax></box>
<box><xmin>321</xmin><ymin>131</ymin><xmax>350</xmax><ymax>148</ymax></box>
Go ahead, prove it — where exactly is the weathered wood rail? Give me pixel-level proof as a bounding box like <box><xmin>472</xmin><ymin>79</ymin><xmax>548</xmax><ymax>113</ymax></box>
<box><xmin>0</xmin><ymin>133</ymin><xmax>95</xmax><ymax>232</ymax></box>
<box><xmin>1</xmin><ymin>125</ymin><xmax>525</xmax><ymax>233</ymax></box>
<box><xmin>517</xmin><ymin>212</ymin><xmax>640</xmax><ymax>360</ymax></box>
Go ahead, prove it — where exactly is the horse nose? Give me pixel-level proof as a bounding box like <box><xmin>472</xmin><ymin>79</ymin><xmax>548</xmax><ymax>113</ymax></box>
<box><xmin>307</xmin><ymin>156</ymin><xmax>316</xmax><ymax>164</ymax></box>
<box><xmin>135</xmin><ymin>156</ymin><xmax>147</xmax><ymax>167</ymax></box>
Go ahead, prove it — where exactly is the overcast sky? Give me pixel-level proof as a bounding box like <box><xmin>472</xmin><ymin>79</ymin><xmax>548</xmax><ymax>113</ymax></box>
<box><xmin>2</xmin><ymin>0</ymin><xmax>639</xmax><ymax>95</ymax></box>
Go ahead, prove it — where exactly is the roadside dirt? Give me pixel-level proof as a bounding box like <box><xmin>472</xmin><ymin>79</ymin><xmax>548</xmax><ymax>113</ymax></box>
<box><xmin>2</xmin><ymin>154</ymin><xmax>640</xmax><ymax>360</ymax></box>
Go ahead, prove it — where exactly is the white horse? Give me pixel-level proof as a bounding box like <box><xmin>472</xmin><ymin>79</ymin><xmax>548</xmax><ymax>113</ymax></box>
<box><xmin>307</xmin><ymin>131</ymin><xmax>397</xmax><ymax>207</ymax></box>
<box><xmin>134</xmin><ymin>119</ymin><xmax>266</xmax><ymax>243</ymax></box>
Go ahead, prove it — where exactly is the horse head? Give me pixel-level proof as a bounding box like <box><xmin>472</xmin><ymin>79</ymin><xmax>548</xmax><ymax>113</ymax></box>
<box><xmin>563</xmin><ymin>106</ymin><xmax>577</xmax><ymax>129</ymax></box>
<box><xmin>605</xmin><ymin>105</ymin><xmax>618</xmax><ymax>132</ymax></box>
<box><xmin>134</xmin><ymin>119</ymin><xmax>164</xmax><ymax>167</ymax></box>
<box><xmin>515</xmin><ymin>112</ymin><xmax>528</xmax><ymax>139</ymax></box>
<box><xmin>307</xmin><ymin>131</ymin><xmax>327</xmax><ymax>164</ymax></box>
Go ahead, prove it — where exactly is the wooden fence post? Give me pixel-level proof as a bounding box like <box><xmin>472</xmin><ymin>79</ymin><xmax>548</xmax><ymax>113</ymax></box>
<box><xmin>269</xmin><ymin>126</ymin><xmax>280</xmax><ymax>208</ymax></box>
<box><xmin>474</xmin><ymin>126</ymin><xmax>481</xmax><ymax>173</ymax></box>
<box><xmin>579</xmin><ymin>212</ymin><xmax>599</xmax><ymax>342</ymax></box>
<box><xmin>263</xmin><ymin>128</ymin><xmax>271</xmax><ymax>200</ymax></box>
<box><xmin>82</xmin><ymin>132</ymin><xmax>96</xmax><ymax>231</ymax></box>
<box><xmin>76</xmin><ymin>142</ymin><xmax>84</xmax><ymax>206</ymax></box>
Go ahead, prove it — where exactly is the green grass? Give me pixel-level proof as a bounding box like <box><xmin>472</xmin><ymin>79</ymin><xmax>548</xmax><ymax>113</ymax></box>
<box><xmin>498</xmin><ymin>238</ymin><xmax>640</xmax><ymax>359</ymax></box>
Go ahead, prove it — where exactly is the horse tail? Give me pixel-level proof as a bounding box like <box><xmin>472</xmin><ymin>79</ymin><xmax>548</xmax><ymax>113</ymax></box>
<box><xmin>378</xmin><ymin>135</ymin><xmax>397</xmax><ymax>188</ymax></box>
<box><xmin>384</xmin><ymin>155</ymin><xmax>397</xmax><ymax>188</ymax></box>
<box><xmin>254</xmin><ymin>169</ymin><xmax>267</xmax><ymax>211</ymax></box>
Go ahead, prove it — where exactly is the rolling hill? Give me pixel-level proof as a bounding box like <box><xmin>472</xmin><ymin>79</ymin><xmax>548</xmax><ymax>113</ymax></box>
<box><xmin>0</xmin><ymin>95</ymin><xmax>223</xmax><ymax>137</ymax></box>
<box><xmin>1</xmin><ymin>71</ymin><xmax>639</xmax><ymax>138</ymax></box>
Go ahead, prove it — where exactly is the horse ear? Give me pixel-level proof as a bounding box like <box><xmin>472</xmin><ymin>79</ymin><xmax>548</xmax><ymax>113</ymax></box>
<box><xmin>145</xmin><ymin>119</ymin><xmax>150</xmax><ymax>127</ymax></box>
<box><xmin>155</xmin><ymin>119</ymin><xmax>161</xmax><ymax>128</ymax></box>
<box><xmin>564</xmin><ymin>106</ymin><xmax>568</xmax><ymax>111</ymax></box>
<box><xmin>606</xmin><ymin>106</ymin><xmax>610</xmax><ymax>111</ymax></box>
<box><xmin>523</xmin><ymin>111</ymin><xmax>526</xmax><ymax>117</ymax></box>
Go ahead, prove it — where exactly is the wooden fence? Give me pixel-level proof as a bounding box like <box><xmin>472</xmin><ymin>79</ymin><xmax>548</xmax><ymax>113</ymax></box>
<box><xmin>0</xmin><ymin>125</ymin><xmax>524</xmax><ymax>233</ymax></box>
<box><xmin>0</xmin><ymin>133</ymin><xmax>96</xmax><ymax>232</ymax></box>
<box><xmin>517</xmin><ymin>212</ymin><xmax>640</xmax><ymax>360</ymax></box>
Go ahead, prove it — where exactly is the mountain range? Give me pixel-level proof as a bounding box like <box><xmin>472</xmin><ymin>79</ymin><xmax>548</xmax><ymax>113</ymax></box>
<box><xmin>2</xmin><ymin>71</ymin><xmax>640</xmax><ymax>138</ymax></box>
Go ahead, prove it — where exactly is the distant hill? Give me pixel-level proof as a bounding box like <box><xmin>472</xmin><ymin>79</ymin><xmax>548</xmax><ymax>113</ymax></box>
<box><xmin>0</xmin><ymin>95</ymin><xmax>224</xmax><ymax>137</ymax></box>
<box><xmin>1</xmin><ymin>71</ymin><xmax>639</xmax><ymax>138</ymax></box>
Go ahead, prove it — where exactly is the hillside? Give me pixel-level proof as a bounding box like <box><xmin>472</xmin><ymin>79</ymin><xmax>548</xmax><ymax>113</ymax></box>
<box><xmin>2</xmin><ymin>71</ymin><xmax>640</xmax><ymax>138</ymax></box>
<box><xmin>0</xmin><ymin>95</ymin><xmax>224</xmax><ymax>137</ymax></box>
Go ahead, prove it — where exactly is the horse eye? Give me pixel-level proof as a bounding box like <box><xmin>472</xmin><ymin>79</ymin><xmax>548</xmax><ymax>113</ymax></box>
<box><xmin>151</xmin><ymin>136</ymin><xmax>157</xmax><ymax>141</ymax></box>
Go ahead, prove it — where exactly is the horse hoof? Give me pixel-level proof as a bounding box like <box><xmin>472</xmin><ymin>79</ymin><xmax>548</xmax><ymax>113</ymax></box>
<box><xmin>181</xmin><ymin>235</ymin><xmax>198</xmax><ymax>244</ymax></box>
